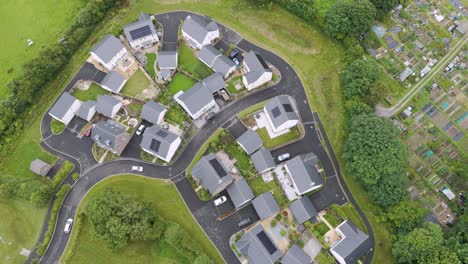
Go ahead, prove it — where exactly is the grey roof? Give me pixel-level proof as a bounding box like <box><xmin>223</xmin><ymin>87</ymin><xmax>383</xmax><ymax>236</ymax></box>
<box><xmin>332</xmin><ymin>220</ymin><xmax>371</xmax><ymax>263</ymax></box>
<box><xmin>212</xmin><ymin>55</ymin><xmax>235</xmax><ymax>77</ymax></box>
<box><xmin>90</xmin><ymin>35</ymin><xmax>125</xmax><ymax>64</ymax></box>
<box><xmin>141</xmin><ymin>101</ymin><xmax>166</xmax><ymax>124</ymax></box>
<box><xmin>243</xmin><ymin>51</ymin><xmax>271</xmax><ymax>84</ymax></box>
<box><xmin>76</xmin><ymin>100</ymin><xmax>96</xmax><ymax>121</ymax></box>
<box><xmin>281</xmin><ymin>244</ymin><xmax>312</xmax><ymax>264</ymax></box>
<box><xmin>191</xmin><ymin>153</ymin><xmax>233</xmax><ymax>196</ymax></box>
<box><xmin>140</xmin><ymin>125</ymin><xmax>179</xmax><ymax>160</ymax></box>
<box><xmin>285</xmin><ymin>153</ymin><xmax>323</xmax><ymax>194</ymax></box>
<box><xmin>157</xmin><ymin>50</ymin><xmax>177</xmax><ymax>69</ymax></box>
<box><xmin>176</xmin><ymin>82</ymin><xmax>214</xmax><ymax>116</ymax></box>
<box><xmin>236</xmin><ymin>224</ymin><xmax>282</xmax><ymax>264</ymax></box>
<box><xmin>96</xmin><ymin>95</ymin><xmax>121</xmax><ymax>118</ymax></box>
<box><xmin>91</xmin><ymin>119</ymin><xmax>127</xmax><ymax>152</ymax></box>
<box><xmin>227</xmin><ymin>178</ymin><xmax>255</xmax><ymax>208</ymax></box>
<box><xmin>123</xmin><ymin>13</ymin><xmax>156</xmax><ymax>42</ymax></box>
<box><xmin>49</xmin><ymin>92</ymin><xmax>79</xmax><ymax>119</ymax></box>
<box><xmin>252</xmin><ymin>192</ymin><xmax>280</xmax><ymax>220</ymax></box>
<box><xmin>182</xmin><ymin>15</ymin><xmax>219</xmax><ymax>45</ymax></box>
<box><xmin>264</xmin><ymin>95</ymin><xmax>299</xmax><ymax>130</ymax></box>
<box><xmin>197</xmin><ymin>45</ymin><xmax>221</xmax><ymax>67</ymax></box>
<box><xmin>237</xmin><ymin>129</ymin><xmax>263</xmax><ymax>155</ymax></box>
<box><xmin>100</xmin><ymin>71</ymin><xmax>126</xmax><ymax>93</ymax></box>
<box><xmin>29</xmin><ymin>159</ymin><xmax>52</xmax><ymax>176</ymax></box>
<box><xmin>201</xmin><ymin>73</ymin><xmax>225</xmax><ymax>94</ymax></box>
<box><xmin>289</xmin><ymin>196</ymin><xmax>318</xmax><ymax>224</ymax></box>
<box><xmin>251</xmin><ymin>147</ymin><xmax>276</xmax><ymax>173</ymax></box>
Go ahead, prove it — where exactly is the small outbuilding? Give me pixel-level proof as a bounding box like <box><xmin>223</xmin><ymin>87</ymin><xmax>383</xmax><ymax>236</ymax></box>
<box><xmin>236</xmin><ymin>129</ymin><xmax>263</xmax><ymax>155</ymax></box>
<box><xmin>252</xmin><ymin>191</ymin><xmax>280</xmax><ymax>220</ymax></box>
<box><xmin>29</xmin><ymin>159</ymin><xmax>52</xmax><ymax>176</ymax></box>
<box><xmin>227</xmin><ymin>178</ymin><xmax>255</xmax><ymax>208</ymax></box>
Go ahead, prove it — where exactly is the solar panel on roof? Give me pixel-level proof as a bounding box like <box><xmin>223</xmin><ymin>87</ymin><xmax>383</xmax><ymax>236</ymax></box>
<box><xmin>149</xmin><ymin>139</ymin><xmax>161</xmax><ymax>152</ymax></box>
<box><xmin>257</xmin><ymin>231</ymin><xmax>277</xmax><ymax>254</ymax></box>
<box><xmin>156</xmin><ymin>130</ymin><xmax>169</xmax><ymax>138</ymax></box>
<box><xmin>283</xmin><ymin>103</ymin><xmax>293</xmax><ymax>112</ymax></box>
<box><xmin>271</xmin><ymin>107</ymin><xmax>281</xmax><ymax>118</ymax></box>
<box><xmin>209</xmin><ymin>159</ymin><xmax>227</xmax><ymax>177</ymax></box>
<box><xmin>129</xmin><ymin>25</ymin><xmax>152</xmax><ymax>40</ymax></box>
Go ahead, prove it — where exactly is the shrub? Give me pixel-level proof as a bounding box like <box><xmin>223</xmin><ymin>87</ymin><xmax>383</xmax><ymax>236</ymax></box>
<box><xmin>297</xmin><ymin>240</ymin><xmax>305</xmax><ymax>248</ymax></box>
<box><xmin>72</xmin><ymin>172</ymin><xmax>80</xmax><ymax>181</ymax></box>
<box><xmin>271</xmin><ymin>219</ymin><xmax>278</xmax><ymax>227</ymax></box>
<box><xmin>280</xmin><ymin>230</ymin><xmax>287</xmax><ymax>236</ymax></box>
<box><xmin>275</xmin><ymin>213</ymin><xmax>283</xmax><ymax>221</ymax></box>
<box><xmin>51</xmin><ymin>161</ymin><xmax>74</xmax><ymax>188</ymax></box>
<box><xmin>51</xmin><ymin>119</ymin><xmax>65</xmax><ymax>134</ymax></box>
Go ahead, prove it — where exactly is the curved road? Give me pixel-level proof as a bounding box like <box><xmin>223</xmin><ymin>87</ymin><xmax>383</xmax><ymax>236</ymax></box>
<box><xmin>37</xmin><ymin>11</ymin><xmax>375</xmax><ymax>264</ymax></box>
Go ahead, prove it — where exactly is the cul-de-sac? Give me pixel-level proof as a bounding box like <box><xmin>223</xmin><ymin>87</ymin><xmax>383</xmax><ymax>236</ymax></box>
<box><xmin>0</xmin><ymin>1</ymin><xmax>466</xmax><ymax>264</ymax></box>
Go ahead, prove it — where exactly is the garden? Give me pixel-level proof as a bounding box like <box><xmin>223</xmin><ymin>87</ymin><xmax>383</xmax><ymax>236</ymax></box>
<box><xmin>72</xmin><ymin>83</ymin><xmax>108</xmax><ymax>102</ymax></box>
<box><xmin>178</xmin><ymin>40</ymin><xmax>213</xmax><ymax>80</ymax></box>
<box><xmin>256</xmin><ymin>126</ymin><xmax>302</xmax><ymax>149</ymax></box>
<box><xmin>167</xmin><ymin>73</ymin><xmax>197</xmax><ymax>95</ymax></box>
<box><xmin>120</xmin><ymin>69</ymin><xmax>152</xmax><ymax>98</ymax></box>
<box><xmin>144</xmin><ymin>53</ymin><xmax>157</xmax><ymax>79</ymax></box>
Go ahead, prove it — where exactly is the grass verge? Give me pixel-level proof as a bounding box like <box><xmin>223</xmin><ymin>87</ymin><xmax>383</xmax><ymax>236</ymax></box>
<box><xmin>51</xmin><ymin>119</ymin><xmax>66</xmax><ymax>135</ymax></box>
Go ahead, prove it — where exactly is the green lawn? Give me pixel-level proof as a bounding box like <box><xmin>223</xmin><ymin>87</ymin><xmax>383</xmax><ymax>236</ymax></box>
<box><xmin>166</xmin><ymin>105</ymin><xmax>190</xmax><ymax>125</ymax></box>
<box><xmin>120</xmin><ymin>69</ymin><xmax>151</xmax><ymax>97</ymax></box>
<box><xmin>0</xmin><ymin>0</ymin><xmax>85</xmax><ymax>100</ymax></box>
<box><xmin>0</xmin><ymin>198</ymin><xmax>45</xmax><ymax>264</ymax></box>
<box><xmin>257</xmin><ymin>126</ymin><xmax>301</xmax><ymax>149</ymax></box>
<box><xmin>178</xmin><ymin>41</ymin><xmax>213</xmax><ymax>79</ymax></box>
<box><xmin>145</xmin><ymin>53</ymin><xmax>157</xmax><ymax>79</ymax></box>
<box><xmin>237</xmin><ymin>101</ymin><xmax>268</xmax><ymax>119</ymax></box>
<box><xmin>72</xmin><ymin>83</ymin><xmax>108</xmax><ymax>102</ymax></box>
<box><xmin>315</xmin><ymin>250</ymin><xmax>335</xmax><ymax>264</ymax></box>
<box><xmin>247</xmin><ymin>176</ymin><xmax>289</xmax><ymax>208</ymax></box>
<box><xmin>51</xmin><ymin>119</ymin><xmax>66</xmax><ymax>134</ymax></box>
<box><xmin>226</xmin><ymin>76</ymin><xmax>244</xmax><ymax>94</ymax></box>
<box><xmin>61</xmin><ymin>175</ymin><xmax>224</xmax><ymax>264</ymax></box>
<box><xmin>167</xmin><ymin>73</ymin><xmax>197</xmax><ymax>95</ymax></box>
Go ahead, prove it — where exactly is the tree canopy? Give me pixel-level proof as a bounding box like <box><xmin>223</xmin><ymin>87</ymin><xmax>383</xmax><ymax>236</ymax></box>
<box><xmin>324</xmin><ymin>0</ymin><xmax>376</xmax><ymax>39</ymax></box>
<box><xmin>85</xmin><ymin>189</ymin><xmax>162</xmax><ymax>249</ymax></box>
<box><xmin>370</xmin><ymin>0</ymin><xmax>399</xmax><ymax>19</ymax></box>
<box><xmin>381</xmin><ymin>200</ymin><xmax>428</xmax><ymax>233</ymax></box>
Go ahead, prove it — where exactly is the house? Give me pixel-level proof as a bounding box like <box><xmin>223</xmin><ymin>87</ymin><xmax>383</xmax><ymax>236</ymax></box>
<box><xmin>236</xmin><ymin>129</ymin><xmax>263</xmax><ymax>155</ymax></box>
<box><xmin>236</xmin><ymin>224</ymin><xmax>282</xmax><ymax>264</ymax></box>
<box><xmin>441</xmin><ymin>187</ymin><xmax>455</xmax><ymax>200</ymax></box>
<box><xmin>157</xmin><ymin>50</ymin><xmax>178</xmax><ymax>70</ymax></box>
<box><xmin>227</xmin><ymin>178</ymin><xmax>255</xmax><ymax>208</ymax></box>
<box><xmin>96</xmin><ymin>95</ymin><xmax>122</xmax><ymax>118</ymax></box>
<box><xmin>289</xmin><ymin>196</ymin><xmax>318</xmax><ymax>224</ymax></box>
<box><xmin>90</xmin><ymin>35</ymin><xmax>128</xmax><ymax>71</ymax></box>
<box><xmin>242</xmin><ymin>51</ymin><xmax>273</xmax><ymax>90</ymax></box>
<box><xmin>123</xmin><ymin>12</ymin><xmax>159</xmax><ymax>50</ymax></box>
<box><xmin>76</xmin><ymin>100</ymin><xmax>97</xmax><ymax>121</ymax></box>
<box><xmin>29</xmin><ymin>159</ymin><xmax>52</xmax><ymax>176</ymax></box>
<box><xmin>191</xmin><ymin>153</ymin><xmax>233</xmax><ymax>196</ymax></box>
<box><xmin>181</xmin><ymin>15</ymin><xmax>220</xmax><ymax>49</ymax></box>
<box><xmin>140</xmin><ymin>125</ymin><xmax>181</xmax><ymax>162</ymax></box>
<box><xmin>252</xmin><ymin>192</ymin><xmax>280</xmax><ymax>220</ymax></box>
<box><xmin>330</xmin><ymin>220</ymin><xmax>371</xmax><ymax>264</ymax></box>
<box><xmin>201</xmin><ymin>73</ymin><xmax>226</xmax><ymax>94</ymax></box>
<box><xmin>91</xmin><ymin>120</ymin><xmax>131</xmax><ymax>155</ymax></box>
<box><xmin>284</xmin><ymin>153</ymin><xmax>323</xmax><ymax>196</ymax></box>
<box><xmin>251</xmin><ymin>147</ymin><xmax>276</xmax><ymax>173</ymax></box>
<box><xmin>264</xmin><ymin>95</ymin><xmax>300</xmax><ymax>134</ymax></box>
<box><xmin>140</xmin><ymin>101</ymin><xmax>167</xmax><ymax>125</ymax></box>
<box><xmin>100</xmin><ymin>71</ymin><xmax>127</xmax><ymax>93</ymax></box>
<box><xmin>399</xmin><ymin>67</ymin><xmax>414</xmax><ymax>82</ymax></box>
<box><xmin>420</xmin><ymin>65</ymin><xmax>431</xmax><ymax>77</ymax></box>
<box><xmin>49</xmin><ymin>92</ymin><xmax>82</xmax><ymax>125</ymax></box>
<box><xmin>197</xmin><ymin>45</ymin><xmax>235</xmax><ymax>78</ymax></box>
<box><xmin>281</xmin><ymin>244</ymin><xmax>312</xmax><ymax>264</ymax></box>
<box><xmin>174</xmin><ymin>82</ymin><xmax>218</xmax><ymax>119</ymax></box>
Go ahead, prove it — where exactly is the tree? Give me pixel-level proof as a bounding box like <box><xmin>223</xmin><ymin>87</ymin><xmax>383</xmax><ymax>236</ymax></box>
<box><xmin>342</xmin><ymin>59</ymin><xmax>384</xmax><ymax>104</ymax></box>
<box><xmin>344</xmin><ymin>114</ymin><xmax>408</xmax><ymax>187</ymax></box>
<box><xmin>344</xmin><ymin>99</ymin><xmax>374</xmax><ymax>120</ymax></box>
<box><xmin>284</xmin><ymin>0</ymin><xmax>316</xmax><ymax>22</ymax></box>
<box><xmin>324</xmin><ymin>0</ymin><xmax>376</xmax><ymax>39</ymax></box>
<box><xmin>85</xmin><ymin>189</ymin><xmax>161</xmax><ymax>249</ymax></box>
<box><xmin>368</xmin><ymin>172</ymin><xmax>407</xmax><ymax>207</ymax></box>
<box><xmin>193</xmin><ymin>253</ymin><xmax>214</xmax><ymax>264</ymax></box>
<box><xmin>381</xmin><ymin>200</ymin><xmax>428</xmax><ymax>233</ymax></box>
<box><xmin>370</xmin><ymin>0</ymin><xmax>399</xmax><ymax>19</ymax></box>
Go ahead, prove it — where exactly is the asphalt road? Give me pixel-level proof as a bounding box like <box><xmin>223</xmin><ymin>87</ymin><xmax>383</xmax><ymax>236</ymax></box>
<box><xmin>36</xmin><ymin>11</ymin><xmax>375</xmax><ymax>264</ymax></box>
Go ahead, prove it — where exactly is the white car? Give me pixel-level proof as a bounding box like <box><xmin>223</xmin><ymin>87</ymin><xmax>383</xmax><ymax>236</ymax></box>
<box><xmin>64</xmin><ymin>218</ymin><xmax>73</xmax><ymax>233</ymax></box>
<box><xmin>131</xmin><ymin>166</ymin><xmax>143</xmax><ymax>172</ymax></box>
<box><xmin>136</xmin><ymin>124</ymin><xmax>146</xmax><ymax>135</ymax></box>
<box><xmin>214</xmin><ymin>196</ymin><xmax>227</xmax><ymax>206</ymax></box>
<box><xmin>277</xmin><ymin>153</ymin><xmax>290</xmax><ymax>162</ymax></box>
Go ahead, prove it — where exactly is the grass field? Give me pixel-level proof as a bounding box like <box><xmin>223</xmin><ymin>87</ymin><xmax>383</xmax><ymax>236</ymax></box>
<box><xmin>167</xmin><ymin>73</ymin><xmax>196</xmax><ymax>95</ymax></box>
<box><xmin>72</xmin><ymin>83</ymin><xmax>108</xmax><ymax>102</ymax></box>
<box><xmin>120</xmin><ymin>69</ymin><xmax>152</xmax><ymax>97</ymax></box>
<box><xmin>0</xmin><ymin>198</ymin><xmax>45</xmax><ymax>264</ymax></box>
<box><xmin>145</xmin><ymin>53</ymin><xmax>157</xmax><ymax>78</ymax></box>
<box><xmin>61</xmin><ymin>175</ymin><xmax>224</xmax><ymax>264</ymax></box>
<box><xmin>0</xmin><ymin>0</ymin><xmax>85</xmax><ymax>100</ymax></box>
<box><xmin>178</xmin><ymin>41</ymin><xmax>213</xmax><ymax>79</ymax></box>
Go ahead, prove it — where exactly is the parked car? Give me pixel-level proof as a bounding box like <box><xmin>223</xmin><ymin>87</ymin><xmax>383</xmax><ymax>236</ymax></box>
<box><xmin>238</xmin><ymin>217</ymin><xmax>252</xmax><ymax>228</ymax></box>
<box><xmin>131</xmin><ymin>166</ymin><xmax>143</xmax><ymax>172</ymax></box>
<box><xmin>64</xmin><ymin>218</ymin><xmax>74</xmax><ymax>233</ymax></box>
<box><xmin>136</xmin><ymin>124</ymin><xmax>146</xmax><ymax>135</ymax></box>
<box><xmin>277</xmin><ymin>153</ymin><xmax>290</xmax><ymax>162</ymax></box>
<box><xmin>232</xmin><ymin>57</ymin><xmax>240</xmax><ymax>67</ymax></box>
<box><xmin>84</xmin><ymin>126</ymin><xmax>92</xmax><ymax>137</ymax></box>
<box><xmin>214</xmin><ymin>196</ymin><xmax>227</xmax><ymax>206</ymax></box>
<box><xmin>229</xmin><ymin>49</ymin><xmax>240</xmax><ymax>59</ymax></box>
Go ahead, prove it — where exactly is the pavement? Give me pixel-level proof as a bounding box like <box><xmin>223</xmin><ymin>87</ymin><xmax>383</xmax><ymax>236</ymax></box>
<box><xmin>34</xmin><ymin>11</ymin><xmax>375</xmax><ymax>264</ymax></box>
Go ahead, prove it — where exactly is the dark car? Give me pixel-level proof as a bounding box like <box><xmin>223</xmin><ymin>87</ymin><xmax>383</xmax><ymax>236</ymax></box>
<box><xmin>229</xmin><ymin>49</ymin><xmax>240</xmax><ymax>59</ymax></box>
<box><xmin>238</xmin><ymin>217</ymin><xmax>252</xmax><ymax>228</ymax></box>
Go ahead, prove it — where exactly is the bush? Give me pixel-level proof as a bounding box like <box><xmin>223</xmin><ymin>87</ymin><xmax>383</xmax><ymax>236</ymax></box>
<box><xmin>72</xmin><ymin>172</ymin><xmax>80</xmax><ymax>181</ymax></box>
<box><xmin>297</xmin><ymin>239</ymin><xmax>305</xmax><ymax>248</ymax></box>
<box><xmin>51</xmin><ymin>119</ymin><xmax>65</xmax><ymax>134</ymax></box>
<box><xmin>280</xmin><ymin>230</ymin><xmax>287</xmax><ymax>236</ymax></box>
<box><xmin>164</xmin><ymin>222</ymin><xmax>214</xmax><ymax>262</ymax></box>
<box><xmin>0</xmin><ymin>175</ymin><xmax>53</xmax><ymax>207</ymax></box>
<box><xmin>197</xmin><ymin>188</ymin><xmax>211</xmax><ymax>201</ymax></box>
<box><xmin>271</xmin><ymin>219</ymin><xmax>278</xmax><ymax>227</ymax></box>
<box><xmin>52</xmin><ymin>161</ymin><xmax>74</xmax><ymax>188</ymax></box>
